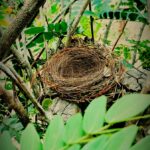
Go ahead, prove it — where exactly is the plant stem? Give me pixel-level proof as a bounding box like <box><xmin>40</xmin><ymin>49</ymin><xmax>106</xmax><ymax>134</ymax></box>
<box><xmin>89</xmin><ymin>1</ymin><xmax>94</xmax><ymax>43</ymax></box>
<box><xmin>65</xmin><ymin>0</ymin><xmax>91</xmax><ymax>47</ymax></box>
<box><xmin>103</xmin><ymin>20</ymin><xmax>113</xmax><ymax>46</ymax></box>
<box><xmin>112</xmin><ymin>114</ymin><xmax>150</xmax><ymax>124</ymax></box>
<box><xmin>52</xmin><ymin>0</ymin><xmax>78</xmax><ymax>23</ymax></box>
<box><xmin>111</xmin><ymin>20</ymin><xmax>128</xmax><ymax>51</ymax></box>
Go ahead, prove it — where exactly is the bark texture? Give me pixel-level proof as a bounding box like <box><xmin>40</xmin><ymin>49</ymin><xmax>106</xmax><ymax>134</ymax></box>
<box><xmin>0</xmin><ymin>0</ymin><xmax>46</xmax><ymax>60</ymax></box>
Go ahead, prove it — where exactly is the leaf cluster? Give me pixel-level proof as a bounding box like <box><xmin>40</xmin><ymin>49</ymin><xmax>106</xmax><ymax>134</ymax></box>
<box><xmin>1</xmin><ymin>94</ymin><xmax>150</xmax><ymax>150</ymax></box>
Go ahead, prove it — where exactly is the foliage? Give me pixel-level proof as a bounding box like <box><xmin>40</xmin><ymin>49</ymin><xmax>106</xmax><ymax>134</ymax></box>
<box><xmin>0</xmin><ymin>115</ymin><xmax>23</xmax><ymax>142</ymax></box>
<box><xmin>129</xmin><ymin>40</ymin><xmax>150</xmax><ymax>69</ymax></box>
<box><xmin>0</xmin><ymin>0</ymin><xmax>150</xmax><ymax>149</ymax></box>
<box><xmin>1</xmin><ymin>94</ymin><xmax>150</xmax><ymax>150</ymax></box>
<box><xmin>114</xmin><ymin>40</ymin><xmax>150</xmax><ymax>69</ymax></box>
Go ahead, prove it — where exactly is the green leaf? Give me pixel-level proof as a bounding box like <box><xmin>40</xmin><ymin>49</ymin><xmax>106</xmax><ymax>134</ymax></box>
<box><xmin>0</xmin><ymin>131</ymin><xmax>16</xmax><ymax>150</ymax></box>
<box><xmin>68</xmin><ymin>144</ymin><xmax>81</xmax><ymax>150</ymax></box>
<box><xmin>24</xmin><ymin>27</ymin><xmax>45</xmax><ymax>34</ymax></box>
<box><xmin>0</xmin><ymin>14</ymin><xmax>4</xmax><ymax>19</ymax></box>
<box><xmin>82</xmin><ymin>135</ymin><xmax>109</xmax><ymax>150</ymax></box>
<box><xmin>60</xmin><ymin>21</ymin><xmax>67</xmax><ymax>33</ymax></box>
<box><xmin>64</xmin><ymin>113</ymin><xmax>84</xmax><ymax>144</ymax></box>
<box><xmin>105</xmin><ymin>94</ymin><xmax>150</xmax><ymax>123</ymax></box>
<box><xmin>42</xmin><ymin>98</ymin><xmax>52</xmax><ymax>110</ymax></box>
<box><xmin>5</xmin><ymin>81</ymin><xmax>13</xmax><ymax>90</ymax></box>
<box><xmin>20</xmin><ymin>124</ymin><xmax>42</xmax><ymax>150</ymax></box>
<box><xmin>105</xmin><ymin>125</ymin><xmax>138</xmax><ymax>150</ymax></box>
<box><xmin>55</xmin><ymin>23</ymin><xmax>61</xmax><ymax>33</ymax></box>
<box><xmin>43</xmin><ymin>115</ymin><xmax>64</xmax><ymax>150</ymax></box>
<box><xmin>83</xmin><ymin>96</ymin><xmax>107</xmax><ymax>134</ymax></box>
<box><xmin>84</xmin><ymin>10</ymin><xmax>96</xmax><ymax>17</ymax></box>
<box><xmin>44</xmin><ymin>32</ymin><xmax>53</xmax><ymax>40</ymax></box>
<box><xmin>48</xmin><ymin>23</ymin><xmax>55</xmax><ymax>31</ymax></box>
<box><xmin>130</xmin><ymin>135</ymin><xmax>150</xmax><ymax>150</ymax></box>
<box><xmin>51</xmin><ymin>3</ymin><xmax>58</xmax><ymax>14</ymax></box>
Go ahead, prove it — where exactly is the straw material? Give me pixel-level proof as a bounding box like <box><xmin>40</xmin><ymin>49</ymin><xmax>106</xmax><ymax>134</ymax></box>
<box><xmin>41</xmin><ymin>44</ymin><xmax>123</xmax><ymax>102</ymax></box>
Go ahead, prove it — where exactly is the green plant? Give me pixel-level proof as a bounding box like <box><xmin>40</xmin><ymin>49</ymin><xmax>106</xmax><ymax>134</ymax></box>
<box><xmin>114</xmin><ymin>40</ymin><xmax>150</xmax><ymax>69</ymax></box>
<box><xmin>129</xmin><ymin>40</ymin><xmax>150</xmax><ymax>69</ymax></box>
<box><xmin>1</xmin><ymin>94</ymin><xmax>150</xmax><ymax>150</ymax></box>
<box><xmin>0</xmin><ymin>115</ymin><xmax>23</xmax><ymax>142</ymax></box>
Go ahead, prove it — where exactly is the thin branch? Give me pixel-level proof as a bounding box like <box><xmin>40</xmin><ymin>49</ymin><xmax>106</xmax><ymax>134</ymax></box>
<box><xmin>12</xmin><ymin>43</ymin><xmax>32</xmax><ymax>80</ymax></box>
<box><xmin>0</xmin><ymin>62</ymin><xmax>47</xmax><ymax>119</ymax></box>
<box><xmin>89</xmin><ymin>1</ymin><xmax>94</xmax><ymax>43</ymax></box>
<box><xmin>0</xmin><ymin>84</ymin><xmax>30</xmax><ymax>127</ymax></box>
<box><xmin>111</xmin><ymin>21</ymin><xmax>128</xmax><ymax>51</ymax></box>
<box><xmin>51</xmin><ymin>0</ymin><xmax>78</xmax><ymax>23</ymax></box>
<box><xmin>66</xmin><ymin>0</ymin><xmax>91</xmax><ymax>47</ymax></box>
<box><xmin>132</xmin><ymin>23</ymin><xmax>145</xmax><ymax>65</ymax></box>
<box><xmin>26</xmin><ymin>33</ymin><xmax>43</xmax><ymax>48</ymax></box>
<box><xmin>25</xmin><ymin>0</ymin><xmax>78</xmax><ymax>50</ymax></box>
<box><xmin>31</xmin><ymin>47</ymin><xmax>45</xmax><ymax>67</ymax></box>
<box><xmin>103</xmin><ymin>20</ymin><xmax>113</xmax><ymax>46</ymax></box>
<box><xmin>2</xmin><ymin>55</ymin><xmax>13</xmax><ymax>63</ymax></box>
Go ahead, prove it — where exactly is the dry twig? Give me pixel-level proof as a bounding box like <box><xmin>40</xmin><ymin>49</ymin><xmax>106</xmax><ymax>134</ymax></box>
<box><xmin>0</xmin><ymin>62</ymin><xmax>47</xmax><ymax>119</ymax></box>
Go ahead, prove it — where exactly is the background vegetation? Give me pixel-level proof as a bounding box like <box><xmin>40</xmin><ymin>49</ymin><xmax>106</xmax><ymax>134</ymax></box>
<box><xmin>0</xmin><ymin>0</ymin><xmax>150</xmax><ymax>149</ymax></box>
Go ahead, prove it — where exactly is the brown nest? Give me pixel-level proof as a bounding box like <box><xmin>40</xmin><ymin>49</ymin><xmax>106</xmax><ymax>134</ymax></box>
<box><xmin>41</xmin><ymin>45</ymin><xmax>123</xmax><ymax>103</ymax></box>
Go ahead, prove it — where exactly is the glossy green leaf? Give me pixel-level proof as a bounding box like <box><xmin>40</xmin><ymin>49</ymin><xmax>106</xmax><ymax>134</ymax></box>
<box><xmin>82</xmin><ymin>135</ymin><xmax>109</xmax><ymax>150</ymax></box>
<box><xmin>55</xmin><ymin>23</ymin><xmax>61</xmax><ymax>33</ymax></box>
<box><xmin>83</xmin><ymin>96</ymin><xmax>107</xmax><ymax>134</ymax></box>
<box><xmin>64</xmin><ymin>113</ymin><xmax>84</xmax><ymax>144</ymax></box>
<box><xmin>68</xmin><ymin>144</ymin><xmax>81</xmax><ymax>150</ymax></box>
<box><xmin>105</xmin><ymin>94</ymin><xmax>150</xmax><ymax>123</ymax></box>
<box><xmin>48</xmin><ymin>23</ymin><xmax>55</xmax><ymax>31</ymax></box>
<box><xmin>130</xmin><ymin>135</ymin><xmax>150</xmax><ymax>150</ymax></box>
<box><xmin>60</xmin><ymin>21</ymin><xmax>67</xmax><ymax>33</ymax></box>
<box><xmin>24</xmin><ymin>27</ymin><xmax>44</xmax><ymax>34</ymax></box>
<box><xmin>43</xmin><ymin>115</ymin><xmax>64</xmax><ymax>150</ymax></box>
<box><xmin>20</xmin><ymin>124</ymin><xmax>42</xmax><ymax>150</ymax></box>
<box><xmin>32</xmin><ymin>33</ymin><xmax>44</xmax><ymax>43</ymax></box>
<box><xmin>105</xmin><ymin>125</ymin><xmax>138</xmax><ymax>150</ymax></box>
<box><xmin>0</xmin><ymin>131</ymin><xmax>16</xmax><ymax>150</ymax></box>
<box><xmin>44</xmin><ymin>32</ymin><xmax>53</xmax><ymax>40</ymax></box>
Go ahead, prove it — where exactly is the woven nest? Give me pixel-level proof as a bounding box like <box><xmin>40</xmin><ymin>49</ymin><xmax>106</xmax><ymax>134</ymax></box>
<box><xmin>41</xmin><ymin>44</ymin><xmax>123</xmax><ymax>103</ymax></box>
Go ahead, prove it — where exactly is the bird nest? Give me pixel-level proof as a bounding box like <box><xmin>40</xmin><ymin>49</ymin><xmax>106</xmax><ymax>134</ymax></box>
<box><xmin>41</xmin><ymin>44</ymin><xmax>123</xmax><ymax>103</ymax></box>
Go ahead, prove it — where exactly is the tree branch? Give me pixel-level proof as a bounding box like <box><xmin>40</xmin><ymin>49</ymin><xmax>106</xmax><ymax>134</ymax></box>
<box><xmin>0</xmin><ymin>62</ymin><xmax>47</xmax><ymax>119</ymax></box>
<box><xmin>0</xmin><ymin>85</ymin><xmax>30</xmax><ymax>127</ymax></box>
<box><xmin>0</xmin><ymin>0</ymin><xmax>46</xmax><ymax>60</ymax></box>
<box><xmin>103</xmin><ymin>20</ymin><xmax>113</xmax><ymax>46</ymax></box>
<box><xmin>66</xmin><ymin>0</ymin><xmax>91</xmax><ymax>47</ymax></box>
<box><xmin>51</xmin><ymin>0</ymin><xmax>78</xmax><ymax>23</ymax></box>
<box><xmin>111</xmin><ymin>21</ymin><xmax>128</xmax><ymax>51</ymax></box>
